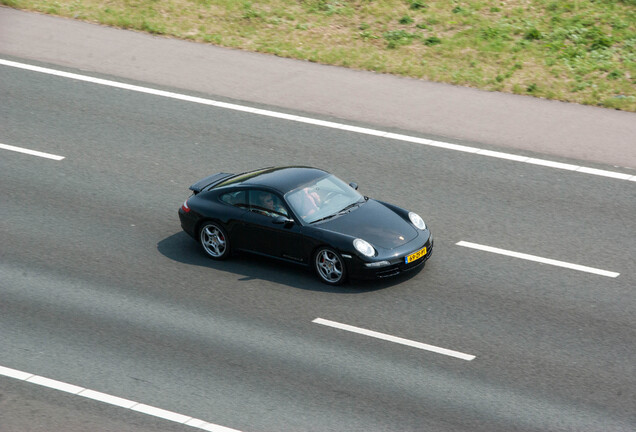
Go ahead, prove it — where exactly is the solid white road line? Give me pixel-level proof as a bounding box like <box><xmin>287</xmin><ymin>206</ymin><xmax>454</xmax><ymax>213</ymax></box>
<box><xmin>456</xmin><ymin>241</ymin><xmax>620</xmax><ymax>278</ymax></box>
<box><xmin>1</xmin><ymin>58</ymin><xmax>634</xmax><ymax>182</ymax></box>
<box><xmin>79</xmin><ymin>389</ymin><xmax>137</xmax><ymax>408</ymax></box>
<box><xmin>27</xmin><ymin>375</ymin><xmax>84</xmax><ymax>393</ymax></box>
<box><xmin>0</xmin><ymin>142</ymin><xmax>65</xmax><ymax>160</ymax></box>
<box><xmin>313</xmin><ymin>318</ymin><xmax>476</xmax><ymax>361</ymax></box>
<box><xmin>0</xmin><ymin>365</ymin><xmax>242</xmax><ymax>432</ymax></box>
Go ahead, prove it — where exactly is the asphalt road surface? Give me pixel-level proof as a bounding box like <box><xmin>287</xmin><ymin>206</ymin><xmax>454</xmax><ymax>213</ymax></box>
<box><xmin>1</xmin><ymin>7</ymin><xmax>635</xmax><ymax>432</ymax></box>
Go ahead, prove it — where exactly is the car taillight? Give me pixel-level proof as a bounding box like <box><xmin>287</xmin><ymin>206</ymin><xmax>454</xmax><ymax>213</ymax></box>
<box><xmin>181</xmin><ymin>199</ymin><xmax>191</xmax><ymax>213</ymax></box>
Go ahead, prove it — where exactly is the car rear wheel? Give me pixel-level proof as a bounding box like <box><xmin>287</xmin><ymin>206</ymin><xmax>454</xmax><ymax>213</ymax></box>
<box><xmin>199</xmin><ymin>222</ymin><xmax>230</xmax><ymax>260</ymax></box>
<box><xmin>314</xmin><ymin>247</ymin><xmax>346</xmax><ymax>285</ymax></box>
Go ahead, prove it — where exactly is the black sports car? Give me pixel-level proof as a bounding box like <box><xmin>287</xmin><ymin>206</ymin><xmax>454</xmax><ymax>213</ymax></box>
<box><xmin>178</xmin><ymin>166</ymin><xmax>433</xmax><ymax>285</ymax></box>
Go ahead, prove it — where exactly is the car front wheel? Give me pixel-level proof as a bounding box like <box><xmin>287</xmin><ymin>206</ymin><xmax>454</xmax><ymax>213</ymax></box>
<box><xmin>199</xmin><ymin>222</ymin><xmax>230</xmax><ymax>260</ymax></box>
<box><xmin>314</xmin><ymin>247</ymin><xmax>347</xmax><ymax>285</ymax></box>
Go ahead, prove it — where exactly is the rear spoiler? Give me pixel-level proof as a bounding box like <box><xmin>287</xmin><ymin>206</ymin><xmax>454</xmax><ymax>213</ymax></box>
<box><xmin>189</xmin><ymin>172</ymin><xmax>234</xmax><ymax>194</ymax></box>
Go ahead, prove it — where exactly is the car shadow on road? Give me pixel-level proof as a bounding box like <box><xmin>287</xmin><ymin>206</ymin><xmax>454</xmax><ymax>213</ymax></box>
<box><xmin>157</xmin><ymin>232</ymin><xmax>423</xmax><ymax>293</ymax></box>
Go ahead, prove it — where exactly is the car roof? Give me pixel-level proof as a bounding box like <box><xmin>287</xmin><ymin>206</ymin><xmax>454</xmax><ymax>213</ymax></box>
<box><xmin>214</xmin><ymin>166</ymin><xmax>329</xmax><ymax>194</ymax></box>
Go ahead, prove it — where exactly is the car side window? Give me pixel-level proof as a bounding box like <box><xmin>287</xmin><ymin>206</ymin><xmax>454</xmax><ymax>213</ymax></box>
<box><xmin>220</xmin><ymin>190</ymin><xmax>248</xmax><ymax>209</ymax></box>
<box><xmin>248</xmin><ymin>189</ymin><xmax>289</xmax><ymax>218</ymax></box>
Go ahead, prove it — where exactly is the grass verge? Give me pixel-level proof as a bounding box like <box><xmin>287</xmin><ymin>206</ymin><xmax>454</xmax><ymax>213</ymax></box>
<box><xmin>3</xmin><ymin>0</ymin><xmax>635</xmax><ymax>111</ymax></box>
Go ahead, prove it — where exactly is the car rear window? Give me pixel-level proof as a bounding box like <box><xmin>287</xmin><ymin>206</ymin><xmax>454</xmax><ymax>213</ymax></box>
<box><xmin>220</xmin><ymin>191</ymin><xmax>248</xmax><ymax>208</ymax></box>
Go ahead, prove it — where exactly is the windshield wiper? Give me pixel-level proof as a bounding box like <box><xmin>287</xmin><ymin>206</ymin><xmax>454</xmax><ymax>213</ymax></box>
<box><xmin>310</xmin><ymin>213</ymin><xmax>340</xmax><ymax>224</ymax></box>
<box><xmin>310</xmin><ymin>199</ymin><xmax>366</xmax><ymax>224</ymax></box>
<box><xmin>338</xmin><ymin>198</ymin><xmax>365</xmax><ymax>214</ymax></box>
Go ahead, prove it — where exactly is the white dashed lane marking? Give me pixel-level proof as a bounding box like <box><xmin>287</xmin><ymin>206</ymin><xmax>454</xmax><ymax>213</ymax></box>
<box><xmin>456</xmin><ymin>241</ymin><xmax>620</xmax><ymax>278</ymax></box>
<box><xmin>313</xmin><ymin>318</ymin><xmax>476</xmax><ymax>361</ymax></box>
<box><xmin>0</xmin><ymin>143</ymin><xmax>65</xmax><ymax>160</ymax></box>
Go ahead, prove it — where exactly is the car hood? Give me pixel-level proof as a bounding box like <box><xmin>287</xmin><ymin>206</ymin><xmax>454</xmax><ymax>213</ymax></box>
<box><xmin>317</xmin><ymin>199</ymin><xmax>418</xmax><ymax>249</ymax></box>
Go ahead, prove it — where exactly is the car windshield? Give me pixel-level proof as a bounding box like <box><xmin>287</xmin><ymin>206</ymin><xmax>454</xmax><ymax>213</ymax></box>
<box><xmin>285</xmin><ymin>174</ymin><xmax>363</xmax><ymax>223</ymax></box>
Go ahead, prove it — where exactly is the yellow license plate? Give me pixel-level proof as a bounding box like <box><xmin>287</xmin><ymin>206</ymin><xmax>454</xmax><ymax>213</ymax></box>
<box><xmin>405</xmin><ymin>247</ymin><xmax>427</xmax><ymax>264</ymax></box>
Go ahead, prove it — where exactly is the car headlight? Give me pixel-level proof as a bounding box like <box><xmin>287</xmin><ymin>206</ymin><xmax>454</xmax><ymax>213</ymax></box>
<box><xmin>353</xmin><ymin>238</ymin><xmax>375</xmax><ymax>257</ymax></box>
<box><xmin>408</xmin><ymin>212</ymin><xmax>427</xmax><ymax>230</ymax></box>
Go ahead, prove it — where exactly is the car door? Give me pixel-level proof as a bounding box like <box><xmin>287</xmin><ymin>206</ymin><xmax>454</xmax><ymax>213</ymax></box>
<box><xmin>238</xmin><ymin>189</ymin><xmax>304</xmax><ymax>262</ymax></box>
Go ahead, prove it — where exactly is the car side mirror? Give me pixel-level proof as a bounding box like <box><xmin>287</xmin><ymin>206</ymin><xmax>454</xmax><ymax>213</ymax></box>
<box><xmin>273</xmin><ymin>215</ymin><xmax>294</xmax><ymax>226</ymax></box>
<box><xmin>349</xmin><ymin>182</ymin><xmax>358</xmax><ymax>190</ymax></box>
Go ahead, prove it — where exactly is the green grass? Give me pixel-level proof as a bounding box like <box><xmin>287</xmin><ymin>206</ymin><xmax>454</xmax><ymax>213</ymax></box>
<box><xmin>3</xmin><ymin>0</ymin><xmax>635</xmax><ymax>111</ymax></box>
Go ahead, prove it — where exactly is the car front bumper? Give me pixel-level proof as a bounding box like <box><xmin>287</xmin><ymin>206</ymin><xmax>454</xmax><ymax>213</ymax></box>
<box><xmin>346</xmin><ymin>233</ymin><xmax>434</xmax><ymax>280</ymax></box>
